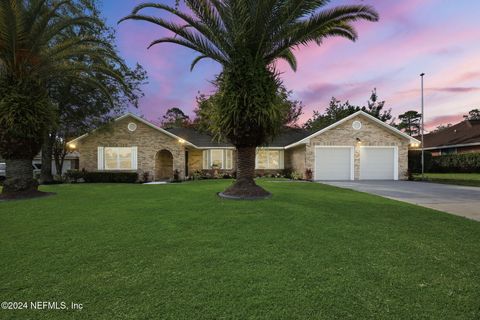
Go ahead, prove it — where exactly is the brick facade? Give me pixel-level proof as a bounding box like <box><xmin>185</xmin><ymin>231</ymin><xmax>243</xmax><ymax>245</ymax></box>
<box><xmin>77</xmin><ymin>116</ymin><xmax>186</xmax><ymax>180</ymax></box>
<box><xmin>302</xmin><ymin>114</ymin><xmax>409</xmax><ymax>180</ymax></box>
<box><xmin>74</xmin><ymin>113</ymin><xmax>411</xmax><ymax>181</ymax></box>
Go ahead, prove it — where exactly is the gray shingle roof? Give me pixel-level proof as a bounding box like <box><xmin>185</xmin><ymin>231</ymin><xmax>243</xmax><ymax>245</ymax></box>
<box><xmin>165</xmin><ymin>127</ymin><xmax>233</xmax><ymax>147</ymax></box>
<box><xmin>166</xmin><ymin>127</ymin><xmax>310</xmax><ymax>148</ymax></box>
<box><xmin>417</xmin><ymin>120</ymin><xmax>480</xmax><ymax>148</ymax></box>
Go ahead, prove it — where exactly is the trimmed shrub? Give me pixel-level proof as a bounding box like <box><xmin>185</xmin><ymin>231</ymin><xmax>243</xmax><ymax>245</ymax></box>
<box><xmin>305</xmin><ymin>168</ymin><xmax>313</xmax><ymax>181</ymax></box>
<box><xmin>430</xmin><ymin>153</ymin><xmax>480</xmax><ymax>173</ymax></box>
<box><xmin>83</xmin><ymin>171</ymin><xmax>138</xmax><ymax>183</ymax></box>
<box><xmin>282</xmin><ymin>168</ymin><xmax>293</xmax><ymax>179</ymax></box>
<box><xmin>65</xmin><ymin>170</ymin><xmax>84</xmax><ymax>183</ymax></box>
<box><xmin>408</xmin><ymin>150</ymin><xmax>433</xmax><ymax>173</ymax></box>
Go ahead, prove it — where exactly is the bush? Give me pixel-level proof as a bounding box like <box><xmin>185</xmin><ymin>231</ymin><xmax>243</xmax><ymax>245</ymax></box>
<box><xmin>142</xmin><ymin>171</ymin><xmax>150</xmax><ymax>183</ymax></box>
<box><xmin>408</xmin><ymin>150</ymin><xmax>433</xmax><ymax>173</ymax></box>
<box><xmin>282</xmin><ymin>168</ymin><xmax>293</xmax><ymax>179</ymax></box>
<box><xmin>82</xmin><ymin>171</ymin><xmax>138</xmax><ymax>183</ymax></box>
<box><xmin>305</xmin><ymin>169</ymin><xmax>313</xmax><ymax>181</ymax></box>
<box><xmin>430</xmin><ymin>153</ymin><xmax>480</xmax><ymax>173</ymax></box>
<box><xmin>290</xmin><ymin>171</ymin><xmax>302</xmax><ymax>180</ymax></box>
<box><xmin>66</xmin><ymin>170</ymin><xmax>84</xmax><ymax>183</ymax></box>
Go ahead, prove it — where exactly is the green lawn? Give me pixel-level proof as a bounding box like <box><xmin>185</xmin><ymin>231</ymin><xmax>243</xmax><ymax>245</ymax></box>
<box><xmin>1</xmin><ymin>180</ymin><xmax>479</xmax><ymax>319</ymax></box>
<box><xmin>415</xmin><ymin>173</ymin><xmax>480</xmax><ymax>187</ymax></box>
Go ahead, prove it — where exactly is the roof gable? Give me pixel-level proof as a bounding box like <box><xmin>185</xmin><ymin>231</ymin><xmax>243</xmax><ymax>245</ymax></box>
<box><xmin>68</xmin><ymin>113</ymin><xmax>197</xmax><ymax>147</ymax></box>
<box><xmin>285</xmin><ymin>111</ymin><xmax>419</xmax><ymax>149</ymax></box>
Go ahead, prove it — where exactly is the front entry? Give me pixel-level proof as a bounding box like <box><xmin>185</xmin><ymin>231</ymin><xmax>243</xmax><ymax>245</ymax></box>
<box><xmin>155</xmin><ymin>149</ymin><xmax>173</xmax><ymax>180</ymax></box>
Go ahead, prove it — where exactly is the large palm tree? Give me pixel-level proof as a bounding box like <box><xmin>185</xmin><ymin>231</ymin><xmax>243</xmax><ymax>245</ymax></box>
<box><xmin>0</xmin><ymin>0</ymin><xmax>127</xmax><ymax>197</ymax></box>
<box><xmin>120</xmin><ymin>0</ymin><xmax>379</xmax><ymax>198</ymax></box>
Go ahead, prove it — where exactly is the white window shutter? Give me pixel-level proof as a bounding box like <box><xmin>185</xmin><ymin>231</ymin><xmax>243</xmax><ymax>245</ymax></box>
<box><xmin>222</xmin><ymin>150</ymin><xmax>226</xmax><ymax>169</ymax></box>
<box><xmin>131</xmin><ymin>146</ymin><xmax>138</xmax><ymax>170</ymax></box>
<box><xmin>97</xmin><ymin>147</ymin><xmax>104</xmax><ymax>170</ymax></box>
<box><xmin>279</xmin><ymin>150</ymin><xmax>284</xmax><ymax>169</ymax></box>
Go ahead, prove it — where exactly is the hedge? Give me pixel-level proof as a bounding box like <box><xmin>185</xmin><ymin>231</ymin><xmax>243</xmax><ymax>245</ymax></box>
<box><xmin>408</xmin><ymin>150</ymin><xmax>433</xmax><ymax>173</ymax></box>
<box><xmin>66</xmin><ymin>170</ymin><xmax>138</xmax><ymax>183</ymax></box>
<box><xmin>430</xmin><ymin>153</ymin><xmax>480</xmax><ymax>173</ymax></box>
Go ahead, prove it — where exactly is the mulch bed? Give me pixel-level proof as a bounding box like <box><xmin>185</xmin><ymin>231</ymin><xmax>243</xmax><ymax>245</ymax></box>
<box><xmin>218</xmin><ymin>192</ymin><xmax>271</xmax><ymax>200</ymax></box>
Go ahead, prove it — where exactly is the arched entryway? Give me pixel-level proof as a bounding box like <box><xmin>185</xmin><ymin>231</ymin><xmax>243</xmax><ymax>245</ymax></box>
<box><xmin>155</xmin><ymin>150</ymin><xmax>173</xmax><ymax>181</ymax></box>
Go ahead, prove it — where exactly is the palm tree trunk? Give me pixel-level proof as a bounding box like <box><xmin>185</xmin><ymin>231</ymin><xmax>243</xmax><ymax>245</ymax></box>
<box><xmin>221</xmin><ymin>146</ymin><xmax>270</xmax><ymax>199</ymax></box>
<box><xmin>40</xmin><ymin>132</ymin><xmax>54</xmax><ymax>183</ymax></box>
<box><xmin>2</xmin><ymin>158</ymin><xmax>38</xmax><ymax>195</ymax></box>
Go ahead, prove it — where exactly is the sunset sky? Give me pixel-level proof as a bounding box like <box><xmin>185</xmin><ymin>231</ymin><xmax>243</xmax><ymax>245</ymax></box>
<box><xmin>102</xmin><ymin>0</ymin><xmax>480</xmax><ymax>131</ymax></box>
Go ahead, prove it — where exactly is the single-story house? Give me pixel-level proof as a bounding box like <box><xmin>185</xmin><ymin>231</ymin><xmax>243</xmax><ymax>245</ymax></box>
<box><xmin>68</xmin><ymin>111</ymin><xmax>419</xmax><ymax>181</ymax></box>
<box><xmin>418</xmin><ymin>119</ymin><xmax>480</xmax><ymax>156</ymax></box>
<box><xmin>33</xmin><ymin>152</ymin><xmax>80</xmax><ymax>176</ymax></box>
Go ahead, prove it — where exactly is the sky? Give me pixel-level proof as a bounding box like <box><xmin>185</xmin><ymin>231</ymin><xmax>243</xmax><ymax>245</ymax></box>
<box><xmin>101</xmin><ymin>0</ymin><xmax>480</xmax><ymax>131</ymax></box>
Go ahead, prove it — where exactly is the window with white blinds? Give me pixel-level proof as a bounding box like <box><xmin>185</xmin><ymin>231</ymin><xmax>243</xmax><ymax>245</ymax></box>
<box><xmin>255</xmin><ymin>149</ymin><xmax>284</xmax><ymax>169</ymax></box>
<box><xmin>202</xmin><ymin>149</ymin><xmax>233</xmax><ymax>169</ymax></box>
<box><xmin>98</xmin><ymin>147</ymin><xmax>137</xmax><ymax>170</ymax></box>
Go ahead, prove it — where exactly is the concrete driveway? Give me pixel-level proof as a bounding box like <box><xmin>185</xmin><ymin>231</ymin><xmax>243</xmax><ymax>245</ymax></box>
<box><xmin>319</xmin><ymin>180</ymin><xmax>480</xmax><ymax>221</ymax></box>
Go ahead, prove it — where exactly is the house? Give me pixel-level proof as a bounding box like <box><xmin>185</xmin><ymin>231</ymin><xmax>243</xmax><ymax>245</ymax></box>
<box><xmin>68</xmin><ymin>111</ymin><xmax>419</xmax><ymax>181</ymax></box>
<box><xmin>33</xmin><ymin>152</ymin><xmax>80</xmax><ymax>176</ymax></box>
<box><xmin>419</xmin><ymin>120</ymin><xmax>480</xmax><ymax>156</ymax></box>
<box><xmin>0</xmin><ymin>153</ymin><xmax>79</xmax><ymax>178</ymax></box>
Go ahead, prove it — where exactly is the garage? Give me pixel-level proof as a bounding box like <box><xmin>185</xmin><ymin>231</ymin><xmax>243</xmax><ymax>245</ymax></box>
<box><xmin>314</xmin><ymin>146</ymin><xmax>354</xmax><ymax>180</ymax></box>
<box><xmin>360</xmin><ymin>146</ymin><xmax>398</xmax><ymax>180</ymax></box>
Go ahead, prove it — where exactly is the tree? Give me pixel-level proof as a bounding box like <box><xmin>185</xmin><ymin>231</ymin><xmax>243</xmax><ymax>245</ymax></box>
<box><xmin>362</xmin><ymin>88</ymin><xmax>392</xmax><ymax>122</ymax></box>
<box><xmin>160</xmin><ymin>107</ymin><xmax>191</xmax><ymax>128</ymax></box>
<box><xmin>303</xmin><ymin>89</ymin><xmax>392</xmax><ymax>131</ymax></box>
<box><xmin>40</xmin><ymin>1</ymin><xmax>147</xmax><ymax>183</ymax></box>
<box><xmin>464</xmin><ymin>108</ymin><xmax>480</xmax><ymax>120</ymax></box>
<box><xmin>193</xmin><ymin>85</ymin><xmax>304</xmax><ymax>133</ymax></box>
<box><xmin>0</xmin><ymin>1</ymin><xmax>128</xmax><ymax>197</ymax></box>
<box><xmin>304</xmin><ymin>97</ymin><xmax>357</xmax><ymax>131</ymax></box>
<box><xmin>120</xmin><ymin>1</ymin><xmax>378</xmax><ymax>198</ymax></box>
<box><xmin>397</xmin><ymin>111</ymin><xmax>422</xmax><ymax>136</ymax></box>
<box><xmin>277</xmin><ymin>86</ymin><xmax>304</xmax><ymax>128</ymax></box>
<box><xmin>432</xmin><ymin>123</ymin><xmax>452</xmax><ymax>133</ymax></box>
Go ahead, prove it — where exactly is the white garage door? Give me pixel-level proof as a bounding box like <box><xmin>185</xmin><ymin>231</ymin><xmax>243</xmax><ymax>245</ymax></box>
<box><xmin>315</xmin><ymin>147</ymin><xmax>353</xmax><ymax>180</ymax></box>
<box><xmin>360</xmin><ymin>147</ymin><xmax>398</xmax><ymax>180</ymax></box>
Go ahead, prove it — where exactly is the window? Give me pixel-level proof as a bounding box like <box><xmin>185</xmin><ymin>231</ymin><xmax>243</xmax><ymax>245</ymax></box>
<box><xmin>210</xmin><ymin>150</ymin><xmax>223</xmax><ymax>168</ymax></box>
<box><xmin>99</xmin><ymin>147</ymin><xmax>137</xmax><ymax>170</ymax></box>
<box><xmin>256</xmin><ymin>149</ymin><xmax>283</xmax><ymax>169</ymax></box>
<box><xmin>202</xmin><ymin>149</ymin><xmax>233</xmax><ymax>169</ymax></box>
<box><xmin>441</xmin><ymin>148</ymin><xmax>457</xmax><ymax>155</ymax></box>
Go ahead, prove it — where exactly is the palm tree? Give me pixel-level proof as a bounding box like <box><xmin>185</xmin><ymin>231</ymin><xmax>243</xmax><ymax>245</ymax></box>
<box><xmin>0</xmin><ymin>0</ymin><xmax>127</xmax><ymax>197</ymax></box>
<box><xmin>120</xmin><ymin>0</ymin><xmax>379</xmax><ymax>198</ymax></box>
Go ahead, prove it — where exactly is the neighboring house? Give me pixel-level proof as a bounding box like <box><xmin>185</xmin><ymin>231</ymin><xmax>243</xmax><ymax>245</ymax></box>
<box><xmin>0</xmin><ymin>154</ymin><xmax>79</xmax><ymax>179</ymax></box>
<box><xmin>68</xmin><ymin>111</ymin><xmax>419</xmax><ymax>181</ymax></box>
<box><xmin>418</xmin><ymin>120</ymin><xmax>480</xmax><ymax>156</ymax></box>
<box><xmin>32</xmin><ymin>152</ymin><xmax>80</xmax><ymax>176</ymax></box>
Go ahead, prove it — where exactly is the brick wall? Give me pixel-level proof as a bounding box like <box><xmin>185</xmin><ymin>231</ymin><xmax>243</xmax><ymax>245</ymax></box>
<box><xmin>77</xmin><ymin>116</ymin><xmax>186</xmax><ymax>180</ymax></box>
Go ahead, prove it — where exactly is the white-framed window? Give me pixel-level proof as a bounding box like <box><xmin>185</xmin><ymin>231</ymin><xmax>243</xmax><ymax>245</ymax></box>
<box><xmin>202</xmin><ymin>149</ymin><xmax>233</xmax><ymax>169</ymax></box>
<box><xmin>256</xmin><ymin>149</ymin><xmax>284</xmax><ymax>169</ymax></box>
<box><xmin>98</xmin><ymin>146</ymin><xmax>137</xmax><ymax>170</ymax></box>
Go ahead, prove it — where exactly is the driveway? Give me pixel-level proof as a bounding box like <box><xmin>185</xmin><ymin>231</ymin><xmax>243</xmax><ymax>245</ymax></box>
<box><xmin>319</xmin><ymin>180</ymin><xmax>480</xmax><ymax>221</ymax></box>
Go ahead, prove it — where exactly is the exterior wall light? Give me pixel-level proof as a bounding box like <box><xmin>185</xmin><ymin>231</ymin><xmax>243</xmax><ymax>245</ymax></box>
<box><xmin>356</xmin><ymin>138</ymin><xmax>362</xmax><ymax>144</ymax></box>
<box><xmin>178</xmin><ymin>139</ymin><xmax>185</xmax><ymax>144</ymax></box>
<box><xmin>68</xmin><ymin>143</ymin><xmax>76</xmax><ymax>149</ymax></box>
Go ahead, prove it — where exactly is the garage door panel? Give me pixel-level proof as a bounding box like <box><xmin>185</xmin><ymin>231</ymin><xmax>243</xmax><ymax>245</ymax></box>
<box><xmin>315</xmin><ymin>147</ymin><xmax>353</xmax><ymax>180</ymax></box>
<box><xmin>360</xmin><ymin>147</ymin><xmax>396</xmax><ymax>180</ymax></box>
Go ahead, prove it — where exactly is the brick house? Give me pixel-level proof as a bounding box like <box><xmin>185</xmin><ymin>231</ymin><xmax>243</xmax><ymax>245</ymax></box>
<box><xmin>416</xmin><ymin>119</ymin><xmax>480</xmax><ymax>156</ymax></box>
<box><xmin>68</xmin><ymin>111</ymin><xmax>419</xmax><ymax>181</ymax></box>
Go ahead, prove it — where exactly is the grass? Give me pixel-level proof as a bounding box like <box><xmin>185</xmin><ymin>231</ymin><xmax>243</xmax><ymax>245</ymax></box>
<box><xmin>415</xmin><ymin>173</ymin><xmax>480</xmax><ymax>187</ymax></box>
<box><xmin>1</xmin><ymin>180</ymin><xmax>479</xmax><ymax>319</ymax></box>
